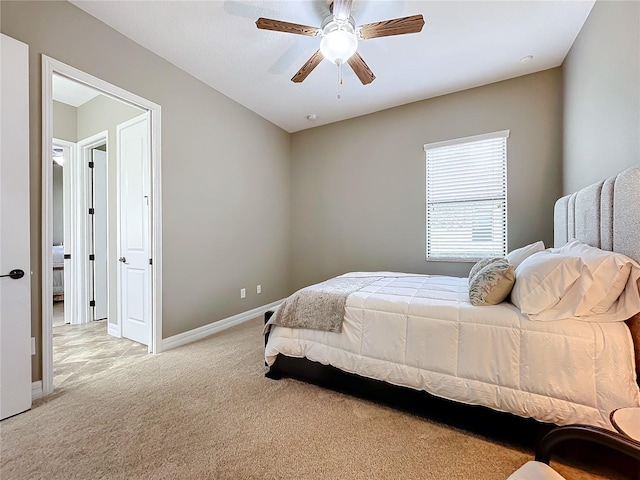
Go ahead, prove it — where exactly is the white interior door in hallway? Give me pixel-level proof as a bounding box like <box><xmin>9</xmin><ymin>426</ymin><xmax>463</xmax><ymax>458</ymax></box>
<box><xmin>91</xmin><ymin>148</ymin><xmax>108</xmax><ymax>321</ymax></box>
<box><xmin>118</xmin><ymin>113</ymin><xmax>151</xmax><ymax>346</ymax></box>
<box><xmin>0</xmin><ymin>33</ymin><xmax>32</xmax><ymax>419</ymax></box>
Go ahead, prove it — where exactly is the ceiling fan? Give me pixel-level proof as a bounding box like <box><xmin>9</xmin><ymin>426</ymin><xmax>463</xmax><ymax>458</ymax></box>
<box><xmin>255</xmin><ymin>0</ymin><xmax>425</xmax><ymax>86</ymax></box>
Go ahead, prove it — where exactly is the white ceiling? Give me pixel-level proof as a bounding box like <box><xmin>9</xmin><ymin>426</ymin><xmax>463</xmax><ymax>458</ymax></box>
<box><xmin>70</xmin><ymin>0</ymin><xmax>594</xmax><ymax>133</ymax></box>
<box><xmin>53</xmin><ymin>74</ymin><xmax>101</xmax><ymax>107</ymax></box>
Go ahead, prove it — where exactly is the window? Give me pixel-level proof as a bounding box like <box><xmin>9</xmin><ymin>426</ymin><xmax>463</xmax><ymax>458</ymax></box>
<box><xmin>424</xmin><ymin>130</ymin><xmax>508</xmax><ymax>261</ymax></box>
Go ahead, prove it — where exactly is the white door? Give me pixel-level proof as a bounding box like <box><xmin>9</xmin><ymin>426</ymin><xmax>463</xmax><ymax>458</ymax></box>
<box><xmin>117</xmin><ymin>113</ymin><xmax>151</xmax><ymax>346</ymax></box>
<box><xmin>92</xmin><ymin>149</ymin><xmax>108</xmax><ymax>321</ymax></box>
<box><xmin>0</xmin><ymin>34</ymin><xmax>32</xmax><ymax>419</ymax></box>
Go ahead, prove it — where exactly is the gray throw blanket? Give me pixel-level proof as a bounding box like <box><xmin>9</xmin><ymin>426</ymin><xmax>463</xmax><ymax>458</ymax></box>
<box><xmin>266</xmin><ymin>276</ymin><xmax>383</xmax><ymax>333</ymax></box>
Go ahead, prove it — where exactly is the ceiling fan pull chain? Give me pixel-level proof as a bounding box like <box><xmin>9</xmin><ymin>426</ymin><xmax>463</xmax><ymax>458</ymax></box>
<box><xmin>337</xmin><ymin>61</ymin><xmax>343</xmax><ymax>99</ymax></box>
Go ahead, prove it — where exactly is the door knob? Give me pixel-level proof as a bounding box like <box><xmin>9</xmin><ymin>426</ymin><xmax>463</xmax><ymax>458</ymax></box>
<box><xmin>0</xmin><ymin>269</ymin><xmax>25</xmax><ymax>279</ymax></box>
<box><xmin>119</xmin><ymin>257</ymin><xmax>129</xmax><ymax>264</ymax></box>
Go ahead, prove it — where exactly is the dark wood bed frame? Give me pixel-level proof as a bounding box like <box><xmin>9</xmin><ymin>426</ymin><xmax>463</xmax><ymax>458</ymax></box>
<box><xmin>264</xmin><ymin>310</ymin><xmax>552</xmax><ymax>448</ymax></box>
<box><xmin>264</xmin><ymin>310</ymin><xmax>640</xmax><ymax>476</ymax></box>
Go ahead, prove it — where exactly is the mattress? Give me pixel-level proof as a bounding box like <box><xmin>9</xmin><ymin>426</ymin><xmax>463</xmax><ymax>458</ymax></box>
<box><xmin>265</xmin><ymin>273</ymin><xmax>640</xmax><ymax>429</ymax></box>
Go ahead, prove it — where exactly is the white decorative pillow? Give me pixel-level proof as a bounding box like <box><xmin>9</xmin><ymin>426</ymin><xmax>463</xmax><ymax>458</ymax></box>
<box><xmin>506</xmin><ymin>241</ymin><xmax>545</xmax><ymax>269</ymax></box>
<box><xmin>511</xmin><ymin>250</ymin><xmax>590</xmax><ymax>315</ymax></box>
<box><xmin>555</xmin><ymin>239</ymin><xmax>636</xmax><ymax>315</ymax></box>
<box><xmin>468</xmin><ymin>259</ymin><xmax>515</xmax><ymax>306</ymax></box>
<box><xmin>469</xmin><ymin>257</ymin><xmax>503</xmax><ymax>281</ymax></box>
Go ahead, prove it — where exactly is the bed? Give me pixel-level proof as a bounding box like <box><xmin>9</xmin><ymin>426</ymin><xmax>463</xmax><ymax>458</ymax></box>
<box><xmin>52</xmin><ymin>244</ymin><xmax>64</xmax><ymax>301</ymax></box>
<box><xmin>264</xmin><ymin>167</ymin><xmax>640</xmax><ymax>430</ymax></box>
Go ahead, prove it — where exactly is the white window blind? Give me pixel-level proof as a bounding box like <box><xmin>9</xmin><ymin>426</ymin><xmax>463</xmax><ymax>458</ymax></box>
<box><xmin>424</xmin><ymin>130</ymin><xmax>508</xmax><ymax>261</ymax></box>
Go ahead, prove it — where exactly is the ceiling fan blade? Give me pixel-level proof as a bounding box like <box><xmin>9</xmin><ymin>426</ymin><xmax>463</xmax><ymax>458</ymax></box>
<box><xmin>358</xmin><ymin>14</ymin><xmax>425</xmax><ymax>40</ymax></box>
<box><xmin>347</xmin><ymin>52</ymin><xmax>376</xmax><ymax>85</ymax></box>
<box><xmin>291</xmin><ymin>50</ymin><xmax>325</xmax><ymax>83</ymax></box>
<box><xmin>256</xmin><ymin>17</ymin><xmax>320</xmax><ymax>37</ymax></box>
<box><xmin>332</xmin><ymin>0</ymin><xmax>353</xmax><ymax>21</ymax></box>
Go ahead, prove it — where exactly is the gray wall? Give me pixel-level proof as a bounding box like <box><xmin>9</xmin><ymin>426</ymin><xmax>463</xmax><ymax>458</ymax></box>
<box><xmin>1</xmin><ymin>0</ymin><xmax>291</xmax><ymax>381</ymax></box>
<box><xmin>290</xmin><ymin>69</ymin><xmax>563</xmax><ymax>291</ymax></box>
<box><xmin>53</xmin><ymin>100</ymin><xmax>77</xmax><ymax>143</ymax></box>
<box><xmin>76</xmin><ymin>94</ymin><xmax>144</xmax><ymax>327</ymax></box>
<box><xmin>562</xmin><ymin>0</ymin><xmax>640</xmax><ymax>193</ymax></box>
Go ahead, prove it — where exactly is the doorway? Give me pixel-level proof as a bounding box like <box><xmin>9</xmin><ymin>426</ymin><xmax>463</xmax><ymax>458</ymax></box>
<box><xmin>52</xmin><ymin>140</ymin><xmax>74</xmax><ymax>326</ymax></box>
<box><xmin>74</xmin><ymin>132</ymin><xmax>111</xmax><ymax>327</ymax></box>
<box><xmin>42</xmin><ymin>56</ymin><xmax>163</xmax><ymax>397</ymax></box>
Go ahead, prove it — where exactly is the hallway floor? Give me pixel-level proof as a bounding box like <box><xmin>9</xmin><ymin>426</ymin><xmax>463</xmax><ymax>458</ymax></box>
<box><xmin>53</xmin><ymin>301</ymin><xmax>148</xmax><ymax>391</ymax></box>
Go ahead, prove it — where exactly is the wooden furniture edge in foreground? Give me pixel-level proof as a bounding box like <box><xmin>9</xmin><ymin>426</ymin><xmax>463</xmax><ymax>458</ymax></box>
<box><xmin>611</xmin><ymin>406</ymin><xmax>640</xmax><ymax>442</ymax></box>
<box><xmin>534</xmin><ymin>424</ymin><xmax>640</xmax><ymax>480</ymax></box>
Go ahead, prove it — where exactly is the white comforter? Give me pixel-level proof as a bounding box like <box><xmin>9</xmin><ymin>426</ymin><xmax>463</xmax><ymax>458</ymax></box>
<box><xmin>265</xmin><ymin>273</ymin><xmax>640</xmax><ymax>429</ymax></box>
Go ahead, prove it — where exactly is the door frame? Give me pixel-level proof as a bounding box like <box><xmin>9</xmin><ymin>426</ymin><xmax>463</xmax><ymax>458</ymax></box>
<box><xmin>41</xmin><ymin>55</ymin><xmax>163</xmax><ymax>396</ymax></box>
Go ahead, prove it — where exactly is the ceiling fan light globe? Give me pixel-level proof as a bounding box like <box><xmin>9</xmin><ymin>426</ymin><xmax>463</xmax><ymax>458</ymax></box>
<box><xmin>320</xmin><ymin>27</ymin><xmax>358</xmax><ymax>65</ymax></box>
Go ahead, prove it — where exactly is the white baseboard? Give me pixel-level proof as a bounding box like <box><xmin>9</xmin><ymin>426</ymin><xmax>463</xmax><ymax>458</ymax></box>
<box><xmin>107</xmin><ymin>321</ymin><xmax>121</xmax><ymax>338</ymax></box>
<box><xmin>32</xmin><ymin>380</ymin><xmax>43</xmax><ymax>401</ymax></box>
<box><xmin>160</xmin><ymin>299</ymin><xmax>282</xmax><ymax>352</ymax></box>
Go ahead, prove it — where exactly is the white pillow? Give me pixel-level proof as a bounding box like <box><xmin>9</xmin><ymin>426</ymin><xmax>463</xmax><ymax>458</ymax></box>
<box><xmin>506</xmin><ymin>241</ymin><xmax>545</xmax><ymax>269</ymax></box>
<box><xmin>554</xmin><ymin>239</ymin><xmax>635</xmax><ymax>315</ymax></box>
<box><xmin>531</xmin><ymin>265</ymin><xmax>640</xmax><ymax>322</ymax></box>
<box><xmin>511</xmin><ymin>250</ymin><xmax>590</xmax><ymax>315</ymax></box>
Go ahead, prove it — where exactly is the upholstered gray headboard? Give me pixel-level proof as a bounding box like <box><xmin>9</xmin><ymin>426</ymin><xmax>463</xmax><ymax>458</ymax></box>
<box><xmin>554</xmin><ymin>167</ymin><xmax>640</xmax><ymax>380</ymax></box>
<box><xmin>554</xmin><ymin>167</ymin><xmax>640</xmax><ymax>264</ymax></box>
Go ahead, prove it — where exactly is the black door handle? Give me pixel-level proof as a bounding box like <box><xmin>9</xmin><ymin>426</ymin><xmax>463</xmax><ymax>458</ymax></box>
<box><xmin>0</xmin><ymin>269</ymin><xmax>25</xmax><ymax>279</ymax></box>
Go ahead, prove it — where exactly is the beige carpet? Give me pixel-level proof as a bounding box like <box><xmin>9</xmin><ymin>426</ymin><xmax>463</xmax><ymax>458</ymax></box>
<box><xmin>0</xmin><ymin>318</ymin><xmax>632</xmax><ymax>480</ymax></box>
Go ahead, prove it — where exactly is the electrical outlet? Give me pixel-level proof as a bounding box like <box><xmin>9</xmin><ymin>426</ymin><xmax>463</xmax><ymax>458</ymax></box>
<box><xmin>240</xmin><ymin>288</ymin><xmax>246</xmax><ymax>299</ymax></box>
<box><xmin>257</xmin><ymin>285</ymin><xmax>262</xmax><ymax>294</ymax></box>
